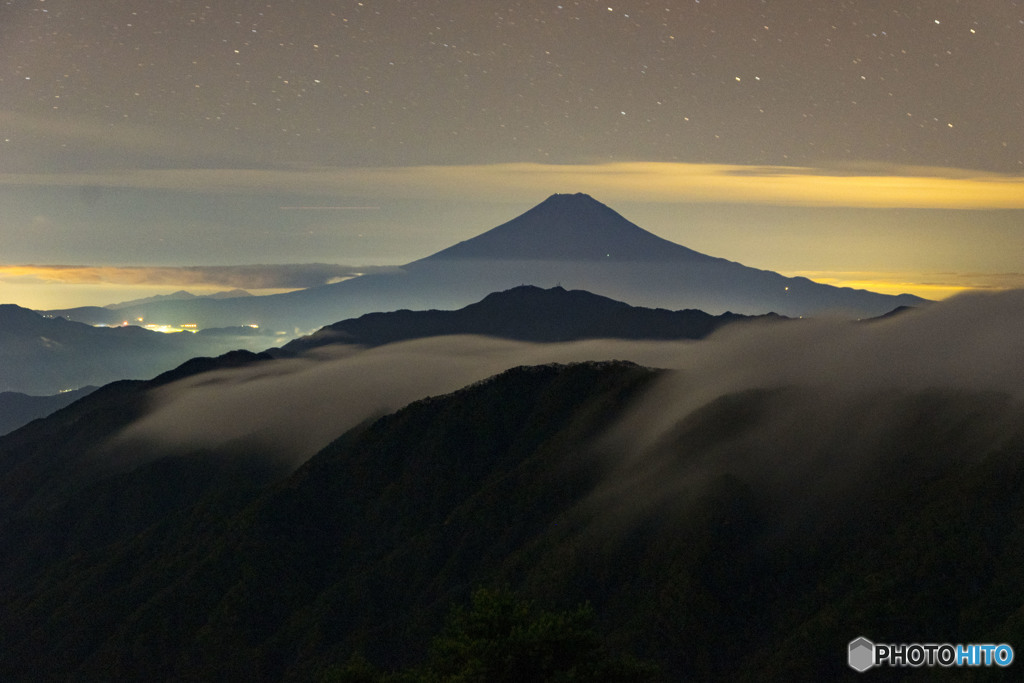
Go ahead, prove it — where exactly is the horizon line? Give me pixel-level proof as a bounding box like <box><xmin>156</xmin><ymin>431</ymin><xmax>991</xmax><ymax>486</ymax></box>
<box><xmin>2</xmin><ymin>161</ymin><xmax>1024</xmax><ymax>209</ymax></box>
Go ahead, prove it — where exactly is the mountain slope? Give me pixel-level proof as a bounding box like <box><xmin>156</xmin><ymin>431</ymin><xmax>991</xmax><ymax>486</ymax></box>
<box><xmin>44</xmin><ymin>194</ymin><xmax>926</xmax><ymax>333</ymax></box>
<box><xmin>0</xmin><ymin>386</ymin><xmax>98</xmax><ymax>437</ymax></box>
<box><xmin>419</xmin><ymin>192</ymin><xmax>716</xmax><ymax>262</ymax></box>
<box><xmin>0</xmin><ymin>349</ymin><xmax>276</xmax><ymax>519</ymax></box>
<box><xmin>2</xmin><ymin>359</ymin><xmax>1024</xmax><ymax>680</ymax></box>
<box><xmin>0</xmin><ymin>361</ymin><xmax>661</xmax><ymax>680</ymax></box>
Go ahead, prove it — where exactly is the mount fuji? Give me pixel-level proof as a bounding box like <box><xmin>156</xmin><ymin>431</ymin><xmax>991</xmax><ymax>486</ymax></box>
<box><xmin>46</xmin><ymin>193</ymin><xmax>926</xmax><ymax>333</ymax></box>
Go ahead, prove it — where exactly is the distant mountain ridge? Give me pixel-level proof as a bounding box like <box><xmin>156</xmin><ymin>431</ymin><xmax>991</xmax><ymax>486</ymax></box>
<box><xmin>0</xmin><ymin>304</ymin><xmax>272</xmax><ymax>394</ymax></box>
<box><xmin>2</xmin><ymin>284</ymin><xmax>778</xmax><ymax>396</ymax></box>
<box><xmin>41</xmin><ymin>193</ymin><xmax>927</xmax><ymax>333</ymax></box>
<box><xmin>0</xmin><ymin>386</ymin><xmax>98</xmax><ymax>437</ymax></box>
<box><xmin>280</xmin><ymin>285</ymin><xmax>782</xmax><ymax>355</ymax></box>
<box><xmin>106</xmin><ymin>288</ymin><xmax>252</xmax><ymax>310</ymax></box>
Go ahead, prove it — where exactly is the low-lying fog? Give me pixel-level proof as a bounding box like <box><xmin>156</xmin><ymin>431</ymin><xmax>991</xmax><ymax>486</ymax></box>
<box><xmin>109</xmin><ymin>290</ymin><xmax>1024</xmax><ymax>479</ymax></box>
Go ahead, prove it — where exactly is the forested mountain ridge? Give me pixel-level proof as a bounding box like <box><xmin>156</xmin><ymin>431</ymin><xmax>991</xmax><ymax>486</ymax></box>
<box><xmin>2</xmin><ymin>355</ymin><xmax>1024</xmax><ymax>680</ymax></box>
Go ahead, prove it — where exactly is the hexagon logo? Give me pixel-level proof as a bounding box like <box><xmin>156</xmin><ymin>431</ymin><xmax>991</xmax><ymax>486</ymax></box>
<box><xmin>848</xmin><ymin>637</ymin><xmax>875</xmax><ymax>672</ymax></box>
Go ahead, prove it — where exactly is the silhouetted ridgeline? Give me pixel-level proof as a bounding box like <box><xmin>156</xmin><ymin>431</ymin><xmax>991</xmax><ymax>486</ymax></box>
<box><xmin>1</xmin><ymin>284</ymin><xmax>781</xmax><ymax>433</ymax></box>
<box><xmin>278</xmin><ymin>284</ymin><xmax>784</xmax><ymax>355</ymax></box>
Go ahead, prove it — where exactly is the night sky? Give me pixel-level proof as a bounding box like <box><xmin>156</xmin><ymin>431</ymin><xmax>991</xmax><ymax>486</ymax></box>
<box><xmin>2</xmin><ymin>1</ymin><xmax>1023</xmax><ymax>308</ymax></box>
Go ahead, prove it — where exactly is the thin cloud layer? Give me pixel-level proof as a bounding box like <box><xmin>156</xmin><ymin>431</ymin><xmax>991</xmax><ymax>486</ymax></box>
<box><xmin>107</xmin><ymin>337</ymin><xmax>691</xmax><ymax>465</ymax></box>
<box><xmin>588</xmin><ymin>289</ymin><xmax>1024</xmax><ymax>532</ymax></box>
<box><xmin>3</xmin><ymin>162</ymin><xmax>1024</xmax><ymax>209</ymax></box>
<box><xmin>779</xmin><ymin>270</ymin><xmax>1024</xmax><ymax>300</ymax></box>
<box><xmin>108</xmin><ymin>289</ymin><xmax>1024</xmax><ymax>471</ymax></box>
<box><xmin>0</xmin><ymin>264</ymin><xmax>401</xmax><ymax>290</ymax></box>
<box><xmin>612</xmin><ymin>289</ymin><xmax>1024</xmax><ymax>456</ymax></box>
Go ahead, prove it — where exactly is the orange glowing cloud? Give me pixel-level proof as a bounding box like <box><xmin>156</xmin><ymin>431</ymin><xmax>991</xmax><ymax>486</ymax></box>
<box><xmin>0</xmin><ymin>264</ymin><xmax>398</xmax><ymax>290</ymax></box>
<box><xmin>782</xmin><ymin>271</ymin><xmax>1024</xmax><ymax>300</ymax></box>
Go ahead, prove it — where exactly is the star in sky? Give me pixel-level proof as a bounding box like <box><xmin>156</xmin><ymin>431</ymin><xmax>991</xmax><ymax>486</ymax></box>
<box><xmin>2</xmin><ymin>0</ymin><xmax>1021</xmax><ymax>171</ymax></box>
